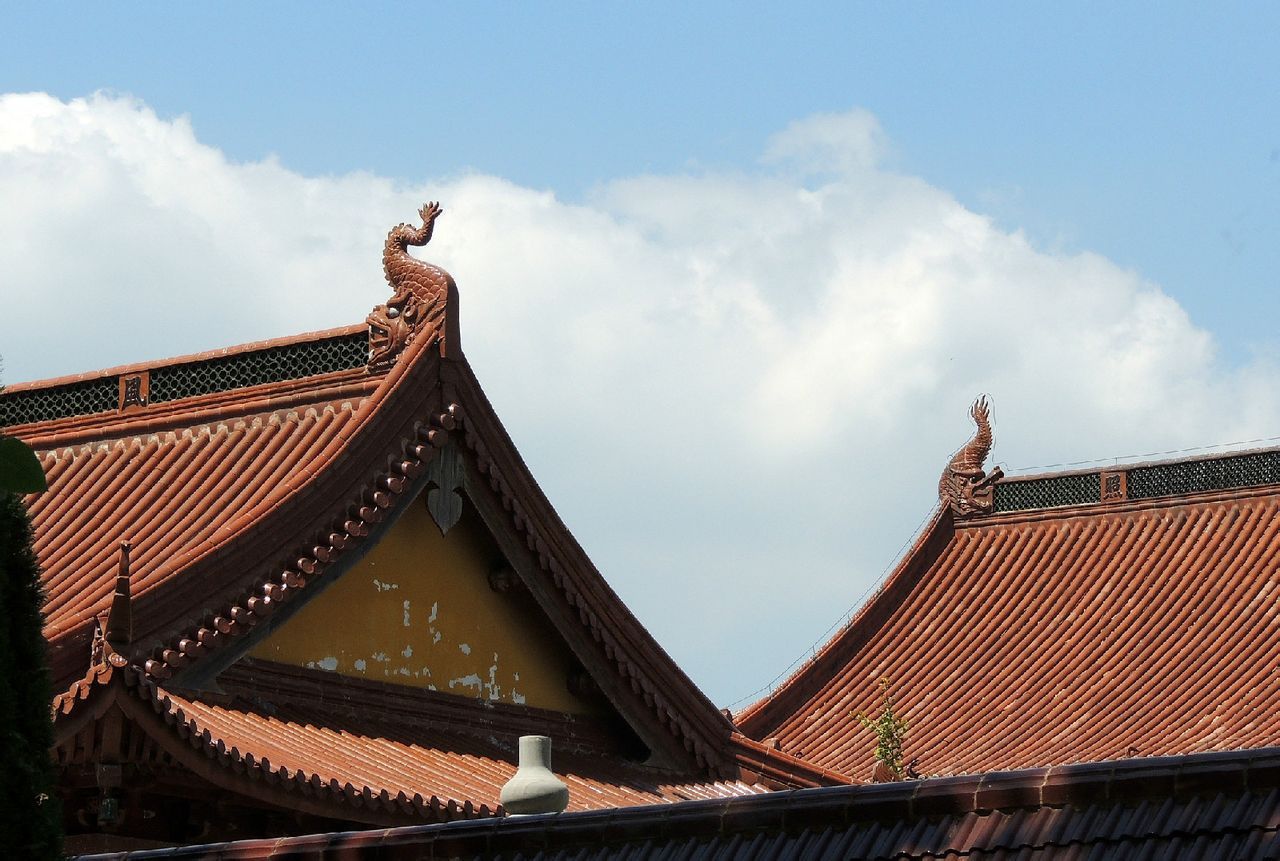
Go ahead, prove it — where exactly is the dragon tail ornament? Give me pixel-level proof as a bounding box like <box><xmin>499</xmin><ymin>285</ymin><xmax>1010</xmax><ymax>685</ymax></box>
<box><xmin>367</xmin><ymin>202</ymin><xmax>458</xmax><ymax>370</ymax></box>
<box><xmin>938</xmin><ymin>396</ymin><xmax>1004</xmax><ymax>517</ymax></box>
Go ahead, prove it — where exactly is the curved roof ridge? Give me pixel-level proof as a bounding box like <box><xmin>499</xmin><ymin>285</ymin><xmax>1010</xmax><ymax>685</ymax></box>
<box><xmin>734</xmin><ymin>511</ymin><xmax>950</xmax><ymax>735</ymax></box>
<box><xmin>126</xmin><ymin>323</ymin><xmax>452</xmax><ymax>666</ymax></box>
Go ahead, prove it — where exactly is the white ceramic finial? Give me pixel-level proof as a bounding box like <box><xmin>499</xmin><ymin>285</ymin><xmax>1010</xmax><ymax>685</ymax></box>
<box><xmin>500</xmin><ymin>735</ymin><xmax>569</xmax><ymax>815</ymax></box>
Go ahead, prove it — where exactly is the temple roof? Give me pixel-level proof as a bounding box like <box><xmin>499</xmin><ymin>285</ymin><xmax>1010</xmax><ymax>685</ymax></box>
<box><xmin>738</xmin><ymin>424</ymin><xmax>1280</xmax><ymax>779</ymax></box>
<box><xmin>7</xmin><ymin>206</ymin><xmax>844</xmax><ymax>839</ymax></box>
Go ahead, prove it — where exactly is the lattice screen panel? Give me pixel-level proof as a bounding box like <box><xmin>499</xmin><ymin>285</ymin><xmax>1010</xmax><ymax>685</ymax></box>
<box><xmin>994</xmin><ymin>472</ymin><xmax>1102</xmax><ymax>513</ymax></box>
<box><xmin>0</xmin><ymin>379</ymin><xmax>118</xmax><ymax>428</ymax></box>
<box><xmin>149</xmin><ymin>333</ymin><xmax>367</xmax><ymax>403</ymax></box>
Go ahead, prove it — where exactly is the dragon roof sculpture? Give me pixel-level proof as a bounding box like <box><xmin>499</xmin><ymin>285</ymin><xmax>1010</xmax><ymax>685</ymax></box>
<box><xmin>938</xmin><ymin>396</ymin><xmax>1004</xmax><ymax>517</ymax></box>
<box><xmin>366</xmin><ymin>202</ymin><xmax>458</xmax><ymax>370</ymax></box>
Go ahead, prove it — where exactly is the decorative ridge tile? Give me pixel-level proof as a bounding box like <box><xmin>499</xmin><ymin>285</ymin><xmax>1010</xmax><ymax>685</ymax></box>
<box><xmin>2</xmin><ymin>328</ymin><xmax>370</xmax><ymax>430</ymax></box>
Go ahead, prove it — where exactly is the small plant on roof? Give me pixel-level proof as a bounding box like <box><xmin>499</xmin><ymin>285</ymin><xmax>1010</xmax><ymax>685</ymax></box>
<box><xmin>855</xmin><ymin>676</ymin><xmax>910</xmax><ymax>782</ymax></box>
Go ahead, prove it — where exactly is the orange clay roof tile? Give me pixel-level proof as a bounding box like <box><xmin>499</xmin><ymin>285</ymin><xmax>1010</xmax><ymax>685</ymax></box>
<box><xmin>51</xmin><ymin>662</ymin><xmax>766</xmax><ymax>822</ymax></box>
<box><xmin>738</xmin><ymin>479</ymin><xmax>1280</xmax><ymax>778</ymax></box>
<box><xmin>9</xmin><ymin>312</ymin><xmax>458</xmax><ymax>697</ymax></box>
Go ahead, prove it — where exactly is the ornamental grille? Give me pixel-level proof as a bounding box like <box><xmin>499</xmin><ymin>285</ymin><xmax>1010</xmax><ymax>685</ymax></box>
<box><xmin>0</xmin><ymin>378</ymin><xmax>118</xmax><ymax>428</ymax></box>
<box><xmin>1128</xmin><ymin>449</ymin><xmax>1280</xmax><ymax>500</ymax></box>
<box><xmin>149</xmin><ymin>332</ymin><xmax>368</xmax><ymax>404</ymax></box>
<box><xmin>0</xmin><ymin>332</ymin><xmax>368</xmax><ymax>428</ymax></box>
<box><xmin>993</xmin><ymin>448</ymin><xmax>1280</xmax><ymax>514</ymax></box>
<box><xmin>994</xmin><ymin>472</ymin><xmax>1101</xmax><ymax>513</ymax></box>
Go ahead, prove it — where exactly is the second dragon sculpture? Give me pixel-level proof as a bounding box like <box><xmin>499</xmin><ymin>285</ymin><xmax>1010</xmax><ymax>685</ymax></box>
<box><xmin>938</xmin><ymin>396</ymin><xmax>1004</xmax><ymax>517</ymax></box>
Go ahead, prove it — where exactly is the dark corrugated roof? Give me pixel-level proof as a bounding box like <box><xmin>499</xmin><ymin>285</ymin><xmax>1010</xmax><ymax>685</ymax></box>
<box><xmin>72</xmin><ymin>746</ymin><xmax>1280</xmax><ymax>859</ymax></box>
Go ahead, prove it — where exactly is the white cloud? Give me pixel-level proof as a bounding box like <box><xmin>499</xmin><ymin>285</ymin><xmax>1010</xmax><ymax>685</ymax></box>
<box><xmin>2</xmin><ymin>92</ymin><xmax>1277</xmax><ymax>705</ymax></box>
<box><xmin>762</xmin><ymin>108</ymin><xmax>888</xmax><ymax>176</ymax></box>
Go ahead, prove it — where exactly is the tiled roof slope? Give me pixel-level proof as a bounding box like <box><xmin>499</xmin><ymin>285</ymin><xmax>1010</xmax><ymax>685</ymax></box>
<box><xmin>73</xmin><ymin>747</ymin><xmax>1280</xmax><ymax>860</ymax></box>
<box><xmin>738</xmin><ymin>462</ymin><xmax>1280</xmax><ymax>779</ymax></box>
<box><xmin>7</xmin><ymin>323</ymin><xmax>414</xmax><ymax>693</ymax></box>
<box><xmin>52</xmin><ymin>662</ymin><xmax>764</xmax><ymax>826</ymax></box>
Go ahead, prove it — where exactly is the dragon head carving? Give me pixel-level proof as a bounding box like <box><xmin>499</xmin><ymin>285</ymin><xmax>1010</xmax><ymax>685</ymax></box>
<box><xmin>367</xmin><ymin>297</ymin><xmax>418</xmax><ymax>371</ymax></box>
<box><xmin>938</xmin><ymin>396</ymin><xmax>1005</xmax><ymax>517</ymax></box>
<box><xmin>367</xmin><ymin>202</ymin><xmax>456</xmax><ymax>371</ymax></box>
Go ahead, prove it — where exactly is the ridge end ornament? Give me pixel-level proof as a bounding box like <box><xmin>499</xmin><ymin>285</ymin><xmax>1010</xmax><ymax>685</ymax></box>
<box><xmin>91</xmin><ymin>540</ymin><xmax>134</xmax><ymax>667</ymax></box>
<box><xmin>938</xmin><ymin>396</ymin><xmax>1005</xmax><ymax>517</ymax></box>
<box><xmin>367</xmin><ymin>201</ymin><xmax>459</xmax><ymax>371</ymax></box>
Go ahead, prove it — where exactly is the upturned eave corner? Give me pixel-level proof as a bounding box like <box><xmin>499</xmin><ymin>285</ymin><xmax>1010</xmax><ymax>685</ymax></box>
<box><xmin>938</xmin><ymin>395</ymin><xmax>1004</xmax><ymax>518</ymax></box>
<box><xmin>366</xmin><ymin>202</ymin><xmax>461</xmax><ymax>372</ymax></box>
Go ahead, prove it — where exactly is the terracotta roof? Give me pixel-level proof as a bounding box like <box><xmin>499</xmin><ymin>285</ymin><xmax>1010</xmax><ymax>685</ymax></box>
<box><xmin>12</xmin><ymin>322</ymin><xmax>419</xmax><ymax>693</ymax></box>
<box><xmin>52</xmin><ymin>661</ymin><xmax>764</xmax><ymax>825</ymax></box>
<box><xmin>738</xmin><ymin>447</ymin><xmax>1280</xmax><ymax>778</ymax></box>
<box><xmin>14</xmin><ymin>206</ymin><xmax>845</xmax><ymax>838</ymax></box>
<box><xmin>71</xmin><ymin>746</ymin><xmax>1280</xmax><ymax>859</ymax></box>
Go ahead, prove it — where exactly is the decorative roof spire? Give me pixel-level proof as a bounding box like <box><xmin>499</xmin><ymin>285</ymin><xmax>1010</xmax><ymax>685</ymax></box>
<box><xmin>938</xmin><ymin>397</ymin><xmax>1004</xmax><ymax>517</ymax></box>
<box><xmin>366</xmin><ymin>202</ymin><xmax>458</xmax><ymax>371</ymax></box>
<box><xmin>103</xmin><ymin>541</ymin><xmax>133</xmax><ymax>657</ymax></box>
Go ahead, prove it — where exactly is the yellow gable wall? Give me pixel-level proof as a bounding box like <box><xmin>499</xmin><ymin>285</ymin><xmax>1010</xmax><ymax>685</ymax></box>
<box><xmin>248</xmin><ymin>497</ymin><xmax>596</xmax><ymax>714</ymax></box>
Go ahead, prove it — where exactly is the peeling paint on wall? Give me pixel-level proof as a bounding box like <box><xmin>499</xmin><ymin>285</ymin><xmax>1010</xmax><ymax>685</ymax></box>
<box><xmin>449</xmin><ymin>673</ymin><xmax>483</xmax><ymax>695</ymax></box>
<box><xmin>247</xmin><ymin>499</ymin><xmax>596</xmax><ymax>713</ymax></box>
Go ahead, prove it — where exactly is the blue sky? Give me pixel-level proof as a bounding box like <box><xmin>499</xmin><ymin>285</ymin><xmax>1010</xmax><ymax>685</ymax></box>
<box><xmin>7</xmin><ymin>4</ymin><xmax>1277</xmax><ymax>354</ymax></box>
<box><xmin>3</xmin><ymin>4</ymin><xmax>1279</xmax><ymax>705</ymax></box>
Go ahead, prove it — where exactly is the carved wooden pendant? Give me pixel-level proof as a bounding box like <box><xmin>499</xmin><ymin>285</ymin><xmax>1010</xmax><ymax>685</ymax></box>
<box><xmin>425</xmin><ymin>444</ymin><xmax>463</xmax><ymax>534</ymax></box>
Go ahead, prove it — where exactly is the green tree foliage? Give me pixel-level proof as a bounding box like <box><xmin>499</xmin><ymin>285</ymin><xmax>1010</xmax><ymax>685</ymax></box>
<box><xmin>0</xmin><ymin>366</ymin><xmax>47</xmax><ymax>494</ymax></box>
<box><xmin>0</xmin><ymin>436</ymin><xmax>47</xmax><ymax>493</ymax></box>
<box><xmin>0</xmin><ymin>486</ymin><xmax>62</xmax><ymax>856</ymax></box>
<box><xmin>855</xmin><ymin>677</ymin><xmax>909</xmax><ymax>781</ymax></box>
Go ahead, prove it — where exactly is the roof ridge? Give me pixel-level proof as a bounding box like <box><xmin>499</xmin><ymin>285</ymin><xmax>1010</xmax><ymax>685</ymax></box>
<box><xmin>4</xmin><ymin>323</ymin><xmax>367</xmax><ymax>394</ymax></box>
<box><xmin>121</xmin><ymin>330</ymin><xmax>452</xmax><ymax>677</ymax></box>
<box><xmin>734</xmin><ymin>512</ymin><xmax>951</xmax><ymax>735</ymax></box>
<box><xmin>2</xmin><ymin>327</ymin><xmax>372</xmax><ymax>433</ymax></box>
<box><xmin>989</xmin><ymin>443</ymin><xmax>1280</xmax><ymax>516</ymax></box>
